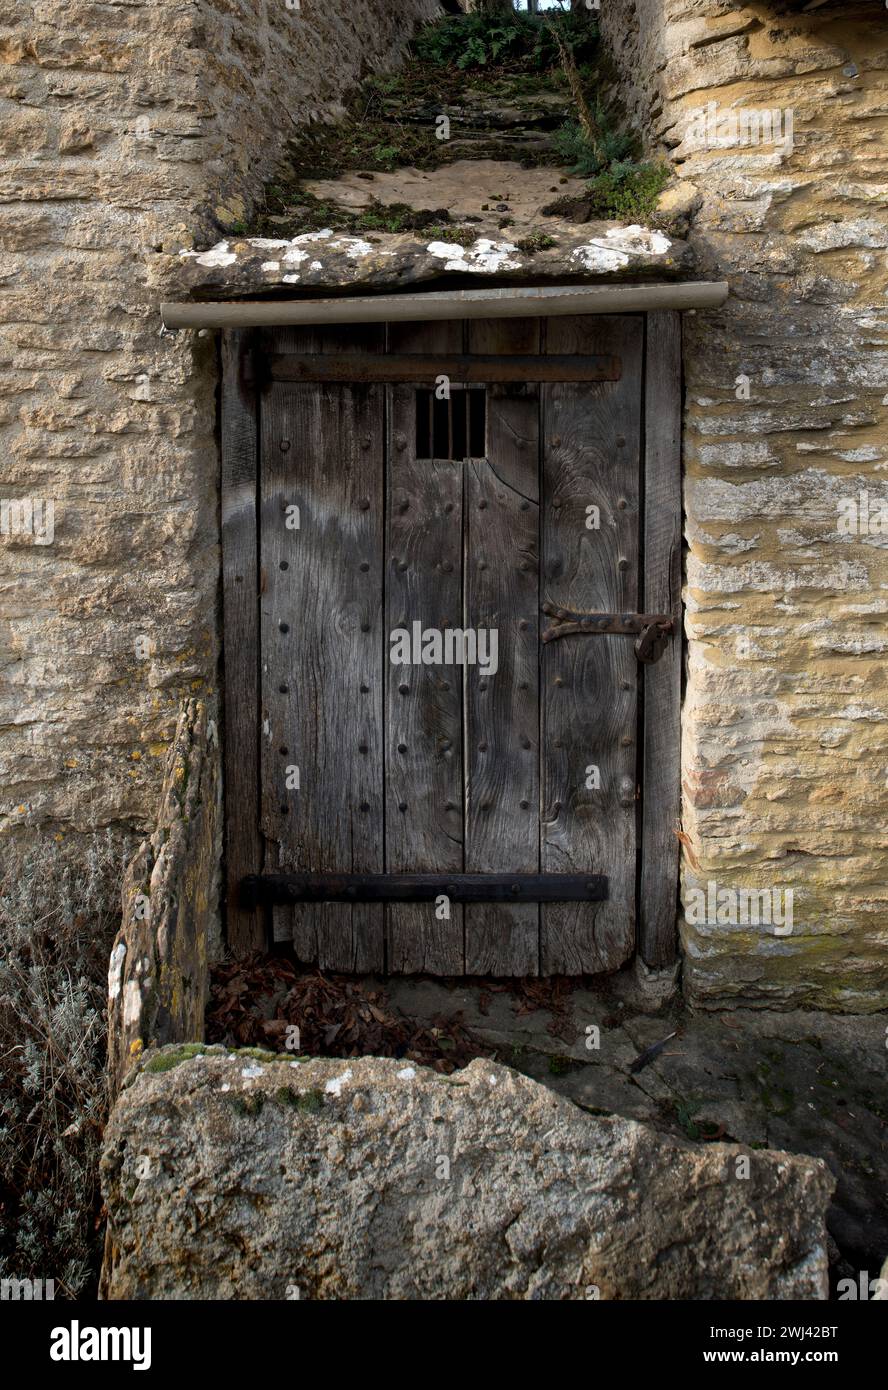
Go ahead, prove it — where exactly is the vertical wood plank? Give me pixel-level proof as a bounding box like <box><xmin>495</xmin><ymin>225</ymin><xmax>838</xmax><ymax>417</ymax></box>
<box><xmin>265</xmin><ymin>327</ymin><xmax>320</xmax><ymax>954</ymax></box>
<box><xmin>221</xmin><ymin>330</ymin><xmax>263</xmax><ymax>955</ymax></box>
<box><xmin>464</xmin><ymin>318</ymin><xmax>540</xmax><ymax>976</ymax></box>
<box><xmin>540</xmin><ymin>315</ymin><xmax>643</xmax><ymax>975</ymax></box>
<box><xmin>386</xmin><ymin>319</ymin><xmax>465</xmax><ymax>974</ymax></box>
<box><xmin>260</xmin><ymin>325</ymin><xmax>385</xmax><ymax>971</ymax></box>
<box><xmin>640</xmin><ymin>311</ymin><xmax>682</xmax><ymax>968</ymax></box>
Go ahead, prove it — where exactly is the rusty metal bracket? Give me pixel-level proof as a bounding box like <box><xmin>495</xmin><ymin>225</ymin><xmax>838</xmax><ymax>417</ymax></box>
<box><xmin>541</xmin><ymin>604</ymin><xmax>675</xmax><ymax>665</ymax></box>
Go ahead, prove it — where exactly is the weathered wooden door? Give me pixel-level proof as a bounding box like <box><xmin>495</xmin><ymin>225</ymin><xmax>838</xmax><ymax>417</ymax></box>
<box><xmin>222</xmin><ymin>313</ymin><xmax>681</xmax><ymax>976</ymax></box>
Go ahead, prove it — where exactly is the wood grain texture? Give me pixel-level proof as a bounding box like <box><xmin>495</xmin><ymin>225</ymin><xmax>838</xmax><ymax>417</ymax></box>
<box><xmin>540</xmin><ymin>315</ymin><xmax>643</xmax><ymax>974</ymax></box>
<box><xmin>385</xmin><ymin>319</ymin><xmax>465</xmax><ymax>973</ymax></box>
<box><xmin>260</xmin><ymin>324</ymin><xmax>385</xmax><ymax>970</ymax></box>
<box><xmin>238</xmin><ymin>313</ymin><xmax>672</xmax><ymax>978</ymax></box>
<box><xmin>464</xmin><ymin>318</ymin><xmax>540</xmax><ymax>976</ymax></box>
<box><xmin>639</xmin><ymin>311</ymin><xmax>682</xmax><ymax>968</ymax></box>
<box><xmin>221</xmin><ymin>330</ymin><xmax>263</xmax><ymax>954</ymax></box>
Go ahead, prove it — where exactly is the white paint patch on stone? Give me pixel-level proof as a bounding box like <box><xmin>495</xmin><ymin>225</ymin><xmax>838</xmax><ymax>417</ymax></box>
<box><xmin>603</xmin><ymin>224</ymin><xmax>671</xmax><ymax>256</ymax></box>
<box><xmin>180</xmin><ymin>241</ymin><xmax>237</xmax><ymax>268</ymax></box>
<box><xmin>427</xmin><ymin>239</ymin><xmax>469</xmax><ymax>267</ymax></box>
<box><xmin>241</xmin><ymin>1064</ymin><xmax>264</xmax><ymax>1079</ymax></box>
<box><xmin>331</xmin><ymin>237</ymin><xmax>373</xmax><ymax>259</ymax></box>
<box><xmin>571</xmin><ymin>224</ymin><xmax>671</xmax><ymax>273</ymax></box>
<box><xmin>261</xmin><ymin>261</ymin><xmax>281</xmax><ymax>272</ymax></box>
<box><xmin>427</xmin><ymin>237</ymin><xmax>521</xmax><ymax>274</ymax></box>
<box><xmin>571</xmin><ymin>244</ymin><xmax>630</xmax><ymax>273</ymax></box>
<box><xmin>282</xmin><ymin>274</ymin><xmax>301</xmax><ymax>284</ymax></box>
<box><xmin>108</xmin><ymin>941</ymin><xmax>126</xmax><ymax>1000</ymax></box>
<box><xmin>396</xmin><ymin>1066</ymin><xmax>416</xmax><ymax>1080</ymax></box>
<box><xmin>325</xmin><ymin>1068</ymin><xmax>353</xmax><ymax>1096</ymax></box>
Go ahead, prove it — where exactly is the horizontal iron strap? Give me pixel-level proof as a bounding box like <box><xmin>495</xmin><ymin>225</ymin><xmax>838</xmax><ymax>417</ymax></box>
<box><xmin>241</xmin><ymin>873</ymin><xmax>608</xmax><ymax>907</ymax></box>
<box><xmin>541</xmin><ymin>607</ymin><xmax>674</xmax><ymax>640</ymax></box>
<box><xmin>266</xmin><ymin>353</ymin><xmax>621</xmax><ymax>385</ymax></box>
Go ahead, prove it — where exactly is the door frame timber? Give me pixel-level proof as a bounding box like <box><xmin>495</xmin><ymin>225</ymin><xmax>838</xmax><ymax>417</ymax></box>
<box><xmin>221</xmin><ymin>310</ymin><xmax>683</xmax><ymax>971</ymax></box>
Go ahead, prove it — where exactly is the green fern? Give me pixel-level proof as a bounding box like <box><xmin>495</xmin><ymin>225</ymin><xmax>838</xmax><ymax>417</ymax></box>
<box><xmin>553</xmin><ymin>111</ymin><xmax>635</xmax><ymax>177</ymax></box>
<box><xmin>413</xmin><ymin>10</ymin><xmax>598</xmax><ymax>73</ymax></box>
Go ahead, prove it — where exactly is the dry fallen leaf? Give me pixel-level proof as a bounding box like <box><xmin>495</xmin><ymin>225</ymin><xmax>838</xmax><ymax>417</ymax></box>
<box><xmin>674</xmin><ymin>828</ymin><xmax>701</xmax><ymax>873</ymax></box>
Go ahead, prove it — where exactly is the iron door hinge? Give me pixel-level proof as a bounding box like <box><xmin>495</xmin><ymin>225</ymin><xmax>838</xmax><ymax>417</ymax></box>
<box><xmin>541</xmin><ymin>604</ymin><xmax>675</xmax><ymax>664</ymax></box>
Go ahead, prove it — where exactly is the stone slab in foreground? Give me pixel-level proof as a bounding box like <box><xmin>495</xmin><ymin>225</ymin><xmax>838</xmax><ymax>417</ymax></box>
<box><xmin>101</xmin><ymin>1050</ymin><xmax>833</xmax><ymax>1301</ymax></box>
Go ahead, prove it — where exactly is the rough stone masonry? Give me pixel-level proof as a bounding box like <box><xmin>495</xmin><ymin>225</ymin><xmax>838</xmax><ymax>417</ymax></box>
<box><xmin>0</xmin><ymin>0</ymin><xmax>437</xmax><ymax>841</ymax></box>
<box><xmin>2</xmin><ymin>1</ymin><xmax>888</xmax><ymax>1011</ymax></box>
<box><xmin>598</xmin><ymin>0</ymin><xmax>888</xmax><ymax>1010</ymax></box>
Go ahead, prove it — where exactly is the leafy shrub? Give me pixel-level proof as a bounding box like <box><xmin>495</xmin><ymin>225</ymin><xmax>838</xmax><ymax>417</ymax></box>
<box><xmin>413</xmin><ymin>9</ymin><xmax>598</xmax><ymax>73</ymax></box>
<box><xmin>553</xmin><ymin>111</ymin><xmax>635</xmax><ymax>177</ymax></box>
<box><xmin>0</xmin><ymin>832</ymin><xmax>130</xmax><ymax>1297</ymax></box>
<box><xmin>584</xmin><ymin>159</ymin><xmax>671</xmax><ymax>221</ymax></box>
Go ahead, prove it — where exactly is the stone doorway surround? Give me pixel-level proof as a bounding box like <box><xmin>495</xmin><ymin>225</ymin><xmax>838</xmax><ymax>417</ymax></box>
<box><xmin>1</xmin><ymin>0</ymin><xmax>885</xmax><ymax>1014</ymax></box>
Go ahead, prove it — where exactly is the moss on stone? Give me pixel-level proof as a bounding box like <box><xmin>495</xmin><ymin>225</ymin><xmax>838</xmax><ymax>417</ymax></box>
<box><xmin>274</xmin><ymin>1086</ymin><xmax>324</xmax><ymax>1114</ymax></box>
<box><xmin>144</xmin><ymin>1043</ymin><xmax>208</xmax><ymax>1074</ymax></box>
<box><xmin>228</xmin><ymin>1092</ymin><xmax>266</xmax><ymax>1117</ymax></box>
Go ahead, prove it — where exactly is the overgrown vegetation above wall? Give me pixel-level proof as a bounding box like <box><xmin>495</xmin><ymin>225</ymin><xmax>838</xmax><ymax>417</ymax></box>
<box><xmin>413</xmin><ymin>6</ymin><xmax>599</xmax><ymax>70</ymax></box>
<box><xmin>248</xmin><ymin>9</ymin><xmax>669</xmax><ymax>240</ymax></box>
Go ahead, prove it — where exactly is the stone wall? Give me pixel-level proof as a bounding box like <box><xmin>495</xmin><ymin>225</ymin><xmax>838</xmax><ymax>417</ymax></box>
<box><xmin>0</xmin><ymin>0</ymin><xmax>438</xmax><ymax>848</ymax></box>
<box><xmin>5</xmin><ymin>0</ymin><xmax>888</xmax><ymax>1011</ymax></box>
<box><xmin>599</xmin><ymin>0</ymin><xmax>888</xmax><ymax>1009</ymax></box>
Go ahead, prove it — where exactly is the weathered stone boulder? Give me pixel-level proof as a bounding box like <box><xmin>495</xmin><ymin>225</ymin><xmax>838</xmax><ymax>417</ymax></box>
<box><xmin>101</xmin><ymin>1050</ymin><xmax>834</xmax><ymax>1300</ymax></box>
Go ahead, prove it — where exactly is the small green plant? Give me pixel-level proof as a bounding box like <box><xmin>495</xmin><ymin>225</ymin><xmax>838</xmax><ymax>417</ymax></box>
<box><xmin>516</xmin><ymin>231</ymin><xmax>557</xmax><ymax>253</ymax></box>
<box><xmin>584</xmin><ymin>160</ymin><xmax>671</xmax><ymax>221</ymax></box>
<box><xmin>370</xmin><ymin>144</ymin><xmax>401</xmax><ymax>170</ymax></box>
<box><xmin>553</xmin><ymin>112</ymin><xmax>635</xmax><ymax>177</ymax></box>
<box><xmin>675</xmin><ymin>1096</ymin><xmax>704</xmax><ymax>1140</ymax></box>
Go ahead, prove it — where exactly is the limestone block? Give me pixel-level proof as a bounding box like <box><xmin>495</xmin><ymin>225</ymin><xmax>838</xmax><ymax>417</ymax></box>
<box><xmin>101</xmin><ymin>1051</ymin><xmax>834</xmax><ymax>1300</ymax></box>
